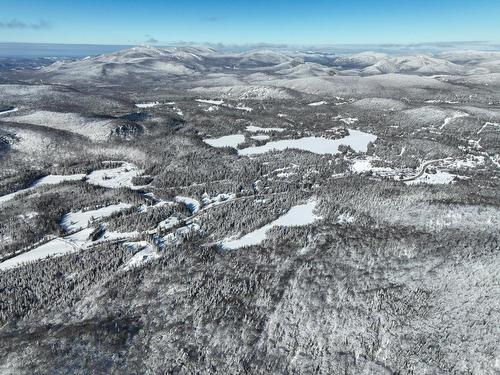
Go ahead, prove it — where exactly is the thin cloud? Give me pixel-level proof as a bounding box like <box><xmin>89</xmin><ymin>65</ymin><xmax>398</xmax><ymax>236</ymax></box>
<box><xmin>0</xmin><ymin>19</ymin><xmax>51</xmax><ymax>30</ymax></box>
<box><xmin>144</xmin><ymin>34</ymin><xmax>159</xmax><ymax>44</ymax></box>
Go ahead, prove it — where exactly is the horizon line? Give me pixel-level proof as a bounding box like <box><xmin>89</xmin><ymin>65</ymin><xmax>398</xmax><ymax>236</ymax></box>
<box><xmin>1</xmin><ymin>40</ymin><xmax>499</xmax><ymax>48</ymax></box>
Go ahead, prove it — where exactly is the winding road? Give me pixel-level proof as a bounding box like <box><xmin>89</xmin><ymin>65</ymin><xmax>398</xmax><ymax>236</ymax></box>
<box><xmin>401</xmin><ymin>158</ymin><xmax>452</xmax><ymax>182</ymax></box>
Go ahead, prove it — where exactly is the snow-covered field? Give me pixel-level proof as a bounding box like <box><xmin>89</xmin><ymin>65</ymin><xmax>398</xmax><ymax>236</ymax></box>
<box><xmin>0</xmin><ymin>107</ymin><xmax>19</xmax><ymax>115</ymax></box>
<box><xmin>405</xmin><ymin>170</ymin><xmax>458</xmax><ymax>185</ymax></box>
<box><xmin>31</xmin><ymin>174</ymin><xmax>87</xmax><ymax>187</ymax></box>
<box><xmin>0</xmin><ymin>173</ymin><xmax>87</xmax><ymax>206</ymax></box>
<box><xmin>1</xmin><ymin>162</ymin><xmax>145</xmax><ymax>208</ymax></box>
<box><xmin>246</xmin><ymin>125</ymin><xmax>285</xmax><ymax>133</ymax></box>
<box><xmin>0</xmin><ymin>227</ymin><xmax>139</xmax><ymax>271</ymax></box>
<box><xmin>251</xmin><ymin>135</ymin><xmax>270</xmax><ymax>141</ymax></box>
<box><xmin>235</xmin><ymin>104</ymin><xmax>253</xmax><ymax>112</ymax></box>
<box><xmin>223</xmin><ymin>200</ymin><xmax>322</xmax><ymax>249</ymax></box>
<box><xmin>203</xmin><ymin>134</ymin><xmax>246</xmax><ymax>148</ymax></box>
<box><xmin>350</xmin><ymin>157</ymin><xmax>395</xmax><ymax>175</ymax></box>
<box><xmin>239</xmin><ymin>129</ymin><xmax>376</xmax><ymax>156</ymax></box>
<box><xmin>308</xmin><ymin>101</ymin><xmax>327</xmax><ymax>106</ymax></box>
<box><xmin>86</xmin><ymin>162</ymin><xmax>144</xmax><ymax>189</ymax></box>
<box><xmin>8</xmin><ymin>111</ymin><xmax>115</xmax><ymax>141</ymax></box>
<box><xmin>0</xmin><ymin>238</ymin><xmax>76</xmax><ymax>271</ymax></box>
<box><xmin>60</xmin><ymin>203</ymin><xmax>132</xmax><ymax>232</ymax></box>
<box><xmin>122</xmin><ymin>242</ymin><xmax>160</xmax><ymax>271</ymax></box>
<box><xmin>135</xmin><ymin>101</ymin><xmax>160</xmax><ymax>108</ymax></box>
<box><xmin>0</xmin><ymin>190</ymin><xmax>27</xmax><ymax>206</ymax></box>
<box><xmin>196</xmin><ymin>99</ymin><xmax>224</xmax><ymax>105</ymax></box>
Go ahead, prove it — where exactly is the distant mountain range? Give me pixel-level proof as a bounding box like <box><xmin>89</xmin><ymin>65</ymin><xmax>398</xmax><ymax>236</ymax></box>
<box><xmin>1</xmin><ymin>41</ymin><xmax>499</xmax><ymax>58</ymax></box>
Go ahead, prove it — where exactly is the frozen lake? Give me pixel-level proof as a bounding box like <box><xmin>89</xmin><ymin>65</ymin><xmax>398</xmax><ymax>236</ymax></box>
<box><xmin>239</xmin><ymin>129</ymin><xmax>376</xmax><ymax>156</ymax></box>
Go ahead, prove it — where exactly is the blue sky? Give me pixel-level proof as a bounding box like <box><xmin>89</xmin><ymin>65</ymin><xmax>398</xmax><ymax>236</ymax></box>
<box><xmin>1</xmin><ymin>0</ymin><xmax>499</xmax><ymax>45</ymax></box>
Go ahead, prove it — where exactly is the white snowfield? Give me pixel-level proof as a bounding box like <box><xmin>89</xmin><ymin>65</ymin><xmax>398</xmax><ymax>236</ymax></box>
<box><xmin>0</xmin><ymin>173</ymin><xmax>87</xmax><ymax>206</ymax></box>
<box><xmin>0</xmin><ymin>107</ymin><xmax>19</xmax><ymax>115</ymax></box>
<box><xmin>31</xmin><ymin>174</ymin><xmax>87</xmax><ymax>187</ymax></box>
<box><xmin>0</xmin><ymin>189</ymin><xmax>30</xmax><ymax>206</ymax></box>
<box><xmin>239</xmin><ymin>129</ymin><xmax>376</xmax><ymax>156</ymax></box>
<box><xmin>0</xmin><ymin>228</ymin><xmax>139</xmax><ymax>271</ymax></box>
<box><xmin>60</xmin><ymin>203</ymin><xmax>132</xmax><ymax>232</ymax></box>
<box><xmin>0</xmin><ymin>238</ymin><xmax>76</xmax><ymax>271</ymax></box>
<box><xmin>86</xmin><ymin>162</ymin><xmax>144</xmax><ymax>189</ymax></box>
<box><xmin>8</xmin><ymin>111</ymin><xmax>116</xmax><ymax>141</ymax></box>
<box><xmin>350</xmin><ymin>157</ymin><xmax>394</xmax><ymax>175</ymax></box>
<box><xmin>157</xmin><ymin>216</ymin><xmax>180</xmax><ymax>231</ymax></box>
<box><xmin>203</xmin><ymin>134</ymin><xmax>246</xmax><ymax>148</ymax></box>
<box><xmin>308</xmin><ymin>101</ymin><xmax>327</xmax><ymax>106</ymax></box>
<box><xmin>135</xmin><ymin>101</ymin><xmax>160</xmax><ymax>108</ymax></box>
<box><xmin>196</xmin><ymin>99</ymin><xmax>224</xmax><ymax>105</ymax></box>
<box><xmin>235</xmin><ymin>104</ymin><xmax>253</xmax><ymax>112</ymax></box>
<box><xmin>245</xmin><ymin>125</ymin><xmax>285</xmax><ymax>133</ymax></box>
<box><xmin>251</xmin><ymin>135</ymin><xmax>270</xmax><ymax>141</ymax></box>
<box><xmin>122</xmin><ymin>242</ymin><xmax>160</xmax><ymax>271</ymax></box>
<box><xmin>0</xmin><ymin>162</ymin><xmax>144</xmax><ymax>207</ymax></box>
<box><xmin>223</xmin><ymin>199</ymin><xmax>322</xmax><ymax>249</ymax></box>
<box><xmin>405</xmin><ymin>170</ymin><xmax>458</xmax><ymax>185</ymax></box>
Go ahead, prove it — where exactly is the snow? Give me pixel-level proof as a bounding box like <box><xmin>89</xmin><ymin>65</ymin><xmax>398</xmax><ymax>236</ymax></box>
<box><xmin>0</xmin><ymin>107</ymin><xmax>19</xmax><ymax>115</ymax></box>
<box><xmin>478</xmin><ymin>121</ymin><xmax>500</xmax><ymax>134</ymax></box>
<box><xmin>86</xmin><ymin>162</ymin><xmax>143</xmax><ymax>189</ymax></box>
<box><xmin>8</xmin><ymin>111</ymin><xmax>115</xmax><ymax>141</ymax></box>
<box><xmin>60</xmin><ymin>203</ymin><xmax>132</xmax><ymax>232</ymax></box>
<box><xmin>175</xmin><ymin>196</ymin><xmax>201</xmax><ymax>214</ymax></box>
<box><xmin>440</xmin><ymin>111</ymin><xmax>469</xmax><ymax>129</ymax></box>
<box><xmin>0</xmin><ymin>173</ymin><xmax>87</xmax><ymax>206</ymax></box>
<box><xmin>0</xmin><ymin>190</ymin><xmax>26</xmax><ymax>206</ymax></box>
<box><xmin>136</xmin><ymin>101</ymin><xmax>160</xmax><ymax>108</ymax></box>
<box><xmin>405</xmin><ymin>170</ymin><xmax>457</xmax><ymax>185</ymax></box>
<box><xmin>0</xmin><ymin>238</ymin><xmax>76</xmax><ymax>271</ymax></box>
<box><xmin>239</xmin><ymin>129</ymin><xmax>376</xmax><ymax>156</ymax></box>
<box><xmin>350</xmin><ymin>157</ymin><xmax>394</xmax><ymax>175</ymax></box>
<box><xmin>122</xmin><ymin>242</ymin><xmax>160</xmax><ymax>271</ymax></box>
<box><xmin>251</xmin><ymin>135</ymin><xmax>270</xmax><ymax>141</ymax></box>
<box><xmin>0</xmin><ymin>228</ymin><xmax>138</xmax><ymax>271</ymax></box>
<box><xmin>235</xmin><ymin>104</ymin><xmax>253</xmax><ymax>112</ymax></box>
<box><xmin>338</xmin><ymin>117</ymin><xmax>359</xmax><ymax>125</ymax></box>
<box><xmin>223</xmin><ymin>200</ymin><xmax>321</xmax><ymax>249</ymax></box>
<box><xmin>246</xmin><ymin>125</ymin><xmax>285</xmax><ymax>133</ymax></box>
<box><xmin>157</xmin><ymin>216</ymin><xmax>180</xmax><ymax>231</ymax></box>
<box><xmin>196</xmin><ymin>99</ymin><xmax>224</xmax><ymax>105</ymax></box>
<box><xmin>425</xmin><ymin>99</ymin><xmax>459</xmax><ymax>104</ymax></box>
<box><xmin>202</xmin><ymin>193</ymin><xmax>236</xmax><ymax>208</ymax></box>
<box><xmin>0</xmin><ymin>163</ymin><xmax>143</xmax><ymax>207</ymax></box>
<box><xmin>31</xmin><ymin>174</ymin><xmax>86</xmax><ymax>187</ymax></box>
<box><xmin>446</xmin><ymin>155</ymin><xmax>486</xmax><ymax>170</ymax></box>
<box><xmin>308</xmin><ymin>101</ymin><xmax>327</xmax><ymax>106</ymax></box>
<box><xmin>203</xmin><ymin>105</ymin><xmax>219</xmax><ymax>112</ymax></box>
<box><xmin>203</xmin><ymin>134</ymin><xmax>245</xmax><ymax>148</ymax></box>
<box><xmin>337</xmin><ymin>213</ymin><xmax>355</xmax><ymax>224</ymax></box>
